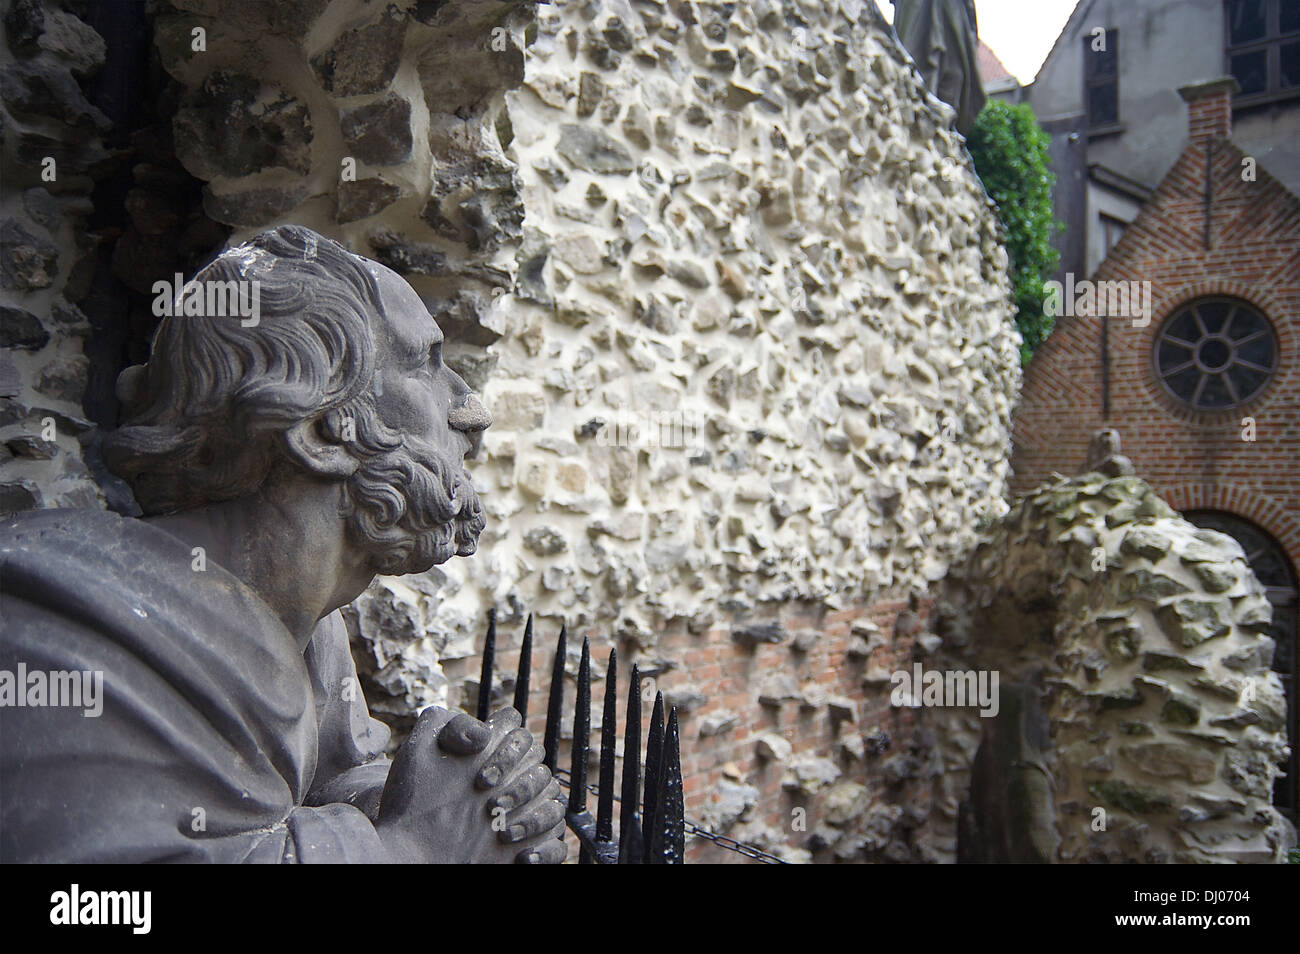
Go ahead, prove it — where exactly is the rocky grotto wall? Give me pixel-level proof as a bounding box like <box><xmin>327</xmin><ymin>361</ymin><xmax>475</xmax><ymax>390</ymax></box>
<box><xmin>2</xmin><ymin>0</ymin><xmax>1027</xmax><ymax>861</ymax></box>
<box><xmin>0</xmin><ymin>0</ymin><xmax>111</xmax><ymax>514</ymax></box>
<box><xmin>933</xmin><ymin>461</ymin><xmax>1295</xmax><ymax>863</ymax></box>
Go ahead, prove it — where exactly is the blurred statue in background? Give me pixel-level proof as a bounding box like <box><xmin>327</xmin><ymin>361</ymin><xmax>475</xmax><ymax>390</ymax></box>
<box><xmin>892</xmin><ymin>0</ymin><xmax>986</xmax><ymax>135</ymax></box>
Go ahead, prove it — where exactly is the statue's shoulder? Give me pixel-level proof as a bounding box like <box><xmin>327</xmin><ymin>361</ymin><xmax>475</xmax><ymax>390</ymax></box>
<box><xmin>2</xmin><ymin>505</ymin><xmax>129</xmax><ymax>538</ymax></box>
<box><xmin>0</xmin><ymin>506</ymin><xmax>185</xmax><ymax>566</ymax></box>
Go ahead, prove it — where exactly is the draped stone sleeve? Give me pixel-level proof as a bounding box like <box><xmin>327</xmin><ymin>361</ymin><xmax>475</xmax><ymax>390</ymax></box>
<box><xmin>302</xmin><ymin>610</ymin><xmax>392</xmax><ymax>821</ymax></box>
<box><xmin>0</xmin><ymin>509</ymin><xmax>391</xmax><ymax>863</ymax></box>
<box><xmin>892</xmin><ymin>0</ymin><xmax>986</xmax><ymax>135</ymax></box>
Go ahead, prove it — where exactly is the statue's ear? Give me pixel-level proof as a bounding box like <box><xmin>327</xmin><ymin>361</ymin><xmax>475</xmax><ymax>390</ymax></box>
<box><xmin>115</xmin><ymin>364</ymin><xmax>148</xmax><ymax>406</ymax></box>
<box><xmin>282</xmin><ymin>419</ymin><xmax>361</xmax><ymax>479</ymax></box>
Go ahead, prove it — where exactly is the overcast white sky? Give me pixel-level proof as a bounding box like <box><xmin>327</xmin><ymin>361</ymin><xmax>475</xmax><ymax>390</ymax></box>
<box><xmin>873</xmin><ymin>0</ymin><xmax>1081</xmax><ymax>85</ymax></box>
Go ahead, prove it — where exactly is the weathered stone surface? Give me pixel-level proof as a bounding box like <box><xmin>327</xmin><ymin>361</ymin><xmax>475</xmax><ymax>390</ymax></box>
<box><xmin>34</xmin><ymin>7</ymin><xmax>106</xmax><ymax>76</ymax></box>
<box><xmin>202</xmin><ymin>185</ymin><xmax>307</xmax><ymax>227</ymax></box>
<box><xmin>522</xmin><ymin>525</ymin><xmax>566</xmax><ymax>555</ymax></box>
<box><xmin>698</xmin><ymin>709</ymin><xmax>738</xmax><ymax>737</ymax></box>
<box><xmin>1155</xmin><ymin>597</ymin><xmax>1231</xmax><ymax>648</ymax></box>
<box><xmin>1</xmin><ymin>219</ymin><xmax>59</xmax><ymax>290</ymax></box>
<box><xmin>340</xmin><ymin>94</ymin><xmax>413</xmax><ymax>166</ymax></box>
<box><xmin>1088</xmin><ymin>780</ymin><xmax>1175</xmax><ymax>814</ymax></box>
<box><xmin>0</xmin><ymin>306</ymin><xmax>50</xmax><ymax>350</ymax></box>
<box><xmin>0</xmin><ymin>62</ymin><xmax>110</xmax><ymax>130</ymax></box>
<box><xmin>755</xmin><ymin>733</ymin><xmax>791</xmax><ymax>762</ymax></box>
<box><xmin>0</xmin><ymin>480</ymin><xmax>41</xmax><ymax>516</ymax></box>
<box><xmin>940</xmin><ymin>468</ymin><xmax>1295</xmax><ymax>863</ymax></box>
<box><xmin>33</xmin><ymin>356</ymin><xmax>87</xmax><ymax>403</ymax></box>
<box><xmin>336</xmin><ymin>178</ymin><xmax>403</xmax><ymax>224</ymax></box>
<box><xmin>556</xmin><ymin>124</ymin><xmax>635</xmax><ymax>174</ymax></box>
<box><xmin>311</xmin><ymin>5</ymin><xmax>407</xmax><ymax>95</ymax></box>
<box><xmin>732</xmin><ymin>621</ymin><xmax>784</xmax><ymax>647</ymax></box>
<box><xmin>367</xmin><ymin>228</ymin><xmax>447</xmax><ymax>277</ymax></box>
<box><xmin>782</xmin><ymin>755</ymin><xmax>841</xmax><ymax>794</ymax></box>
<box><xmin>174</xmin><ymin>72</ymin><xmax>312</xmax><ymax>179</ymax></box>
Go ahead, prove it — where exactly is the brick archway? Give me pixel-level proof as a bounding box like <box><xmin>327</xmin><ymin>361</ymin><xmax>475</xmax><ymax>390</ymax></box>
<box><xmin>1157</xmin><ymin>481</ymin><xmax>1300</xmax><ymax>578</ymax></box>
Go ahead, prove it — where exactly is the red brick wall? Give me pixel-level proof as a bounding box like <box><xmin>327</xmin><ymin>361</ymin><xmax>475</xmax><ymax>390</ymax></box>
<box><xmin>1013</xmin><ymin>104</ymin><xmax>1300</xmax><ymax>576</ymax></box>
<box><xmin>448</xmin><ymin>594</ymin><xmax>930</xmax><ymax>863</ymax></box>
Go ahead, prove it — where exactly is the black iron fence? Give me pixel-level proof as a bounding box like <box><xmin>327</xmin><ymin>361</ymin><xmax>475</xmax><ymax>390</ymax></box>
<box><xmin>477</xmin><ymin>610</ymin><xmax>685</xmax><ymax>864</ymax></box>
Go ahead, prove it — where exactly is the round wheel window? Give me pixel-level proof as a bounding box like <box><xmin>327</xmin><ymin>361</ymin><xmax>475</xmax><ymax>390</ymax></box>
<box><xmin>1153</xmin><ymin>298</ymin><xmax>1278</xmax><ymax>410</ymax></box>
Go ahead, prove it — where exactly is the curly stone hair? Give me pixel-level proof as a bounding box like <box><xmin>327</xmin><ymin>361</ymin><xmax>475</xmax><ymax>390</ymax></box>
<box><xmin>104</xmin><ymin>224</ymin><xmax>486</xmax><ymax>573</ymax></box>
<box><xmin>104</xmin><ymin>225</ymin><xmax>394</xmax><ymax>515</ymax></box>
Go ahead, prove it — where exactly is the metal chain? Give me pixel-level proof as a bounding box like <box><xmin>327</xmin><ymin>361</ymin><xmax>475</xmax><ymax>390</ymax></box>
<box><xmin>680</xmin><ymin>819</ymin><xmax>787</xmax><ymax>864</ymax></box>
<box><xmin>552</xmin><ymin>768</ymin><xmax>789</xmax><ymax>865</ymax></box>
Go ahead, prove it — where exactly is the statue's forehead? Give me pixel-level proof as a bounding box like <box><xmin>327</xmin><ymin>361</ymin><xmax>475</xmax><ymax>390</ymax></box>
<box><xmin>365</xmin><ymin>260</ymin><xmax>442</xmax><ymax>347</ymax></box>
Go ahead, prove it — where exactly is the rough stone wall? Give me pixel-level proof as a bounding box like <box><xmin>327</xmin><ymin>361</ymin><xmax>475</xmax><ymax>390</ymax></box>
<box><xmin>465</xmin><ymin>0</ymin><xmax>1018</xmax><ymax>651</ymax></box>
<box><xmin>0</xmin><ymin>0</ymin><xmax>110</xmax><ymax>514</ymax></box>
<box><xmin>933</xmin><ymin>469</ymin><xmax>1295</xmax><ymax>863</ymax></box>
<box><xmin>415</xmin><ymin>0</ymin><xmax>1021</xmax><ymax>856</ymax></box>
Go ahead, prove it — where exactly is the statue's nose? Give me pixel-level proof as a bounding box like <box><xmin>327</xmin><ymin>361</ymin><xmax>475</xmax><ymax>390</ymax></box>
<box><xmin>448</xmin><ymin>393</ymin><xmax>491</xmax><ymax>433</ymax></box>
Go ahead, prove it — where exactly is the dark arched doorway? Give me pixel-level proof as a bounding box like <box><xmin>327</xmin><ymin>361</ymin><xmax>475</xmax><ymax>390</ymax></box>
<box><xmin>1185</xmin><ymin>511</ymin><xmax>1298</xmax><ymax>824</ymax></box>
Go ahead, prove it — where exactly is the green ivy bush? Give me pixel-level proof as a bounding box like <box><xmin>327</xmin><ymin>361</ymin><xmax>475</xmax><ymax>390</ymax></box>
<box><xmin>967</xmin><ymin>100</ymin><xmax>1062</xmax><ymax>364</ymax></box>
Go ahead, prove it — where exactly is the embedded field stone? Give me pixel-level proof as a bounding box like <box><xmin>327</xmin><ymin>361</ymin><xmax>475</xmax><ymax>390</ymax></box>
<box><xmin>4</xmin><ymin>0</ymin><xmax>45</xmax><ymax>52</ymax></box>
<box><xmin>551</xmin><ymin>234</ymin><xmax>604</xmax><ymax>274</ymax></box>
<box><xmin>311</xmin><ymin>4</ymin><xmax>407</xmax><ymax>96</ymax></box>
<box><xmin>1</xmin><ymin>218</ymin><xmax>59</xmax><ymax>290</ymax></box>
<box><xmin>1117</xmin><ymin>568</ymin><xmax>1189</xmax><ymax>602</ymax></box>
<box><xmin>698</xmin><ymin>710</ymin><xmax>738</xmax><ymax>737</ymax></box>
<box><xmin>0</xmin><ymin>480</ymin><xmax>41</xmax><ymax>516</ymax></box>
<box><xmin>732</xmin><ymin>621</ymin><xmax>784</xmax><ymax>647</ymax></box>
<box><xmin>33</xmin><ymin>356</ymin><xmax>88</xmax><ymax>403</ymax></box>
<box><xmin>1120</xmin><ymin>743</ymin><xmax>1217</xmax><ymax>784</ymax></box>
<box><xmin>340</xmin><ymin>94</ymin><xmax>413</xmax><ymax>167</ymax></box>
<box><xmin>491</xmin><ymin>389</ymin><xmax>546</xmax><ymax>431</ymax></box>
<box><xmin>34</xmin><ymin>6</ymin><xmax>106</xmax><ymax>76</ymax></box>
<box><xmin>755</xmin><ymin>733</ymin><xmax>790</xmax><ymax>762</ymax></box>
<box><xmin>1087</xmin><ymin>780</ymin><xmax>1175</xmax><ymax>814</ymax></box>
<box><xmin>1155</xmin><ymin>597</ymin><xmax>1231</xmax><ymax>648</ymax></box>
<box><xmin>367</xmin><ymin>229</ymin><xmax>447</xmax><ymax>277</ymax></box>
<box><xmin>0</xmin><ymin>306</ymin><xmax>50</xmax><ymax>350</ymax></box>
<box><xmin>663</xmin><ymin>686</ymin><xmax>706</xmax><ymax>712</ymax></box>
<box><xmin>202</xmin><ymin>185</ymin><xmax>308</xmax><ymax>227</ymax></box>
<box><xmin>577</xmin><ymin>72</ymin><xmax>602</xmax><ymax>116</ymax></box>
<box><xmin>174</xmin><ymin>72</ymin><xmax>312</xmax><ymax>179</ymax></box>
<box><xmin>0</xmin><ymin>353</ymin><xmax>22</xmax><ymax>397</ymax></box>
<box><xmin>1112</xmin><ymin>527</ymin><xmax>1175</xmax><ymax>564</ymax></box>
<box><xmin>0</xmin><ymin>62</ymin><xmax>110</xmax><ymax>131</ymax></box>
<box><xmin>556</xmin><ymin>124</ymin><xmax>635</xmax><ymax>174</ymax></box>
<box><xmin>336</xmin><ymin>178</ymin><xmax>403</xmax><ymax>224</ymax></box>
<box><xmin>522</xmin><ymin>526</ymin><xmax>566</xmax><ymax>555</ymax></box>
<box><xmin>4</xmin><ymin>434</ymin><xmax>58</xmax><ymax>460</ymax></box>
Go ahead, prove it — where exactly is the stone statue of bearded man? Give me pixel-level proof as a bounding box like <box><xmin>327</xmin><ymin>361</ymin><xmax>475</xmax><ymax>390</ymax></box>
<box><xmin>0</xmin><ymin>225</ymin><xmax>565</xmax><ymax>864</ymax></box>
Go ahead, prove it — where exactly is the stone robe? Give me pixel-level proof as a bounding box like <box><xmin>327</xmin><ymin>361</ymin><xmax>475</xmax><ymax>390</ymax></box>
<box><xmin>0</xmin><ymin>507</ymin><xmax>393</xmax><ymax>862</ymax></box>
<box><xmin>892</xmin><ymin>0</ymin><xmax>986</xmax><ymax>135</ymax></box>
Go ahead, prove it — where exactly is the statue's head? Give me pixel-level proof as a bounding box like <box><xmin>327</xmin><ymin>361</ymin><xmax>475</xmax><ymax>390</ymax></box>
<box><xmin>103</xmin><ymin>225</ymin><xmax>490</xmax><ymax>576</ymax></box>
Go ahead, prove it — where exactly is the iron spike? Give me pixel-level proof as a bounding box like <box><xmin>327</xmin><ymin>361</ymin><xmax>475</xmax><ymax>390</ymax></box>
<box><xmin>543</xmin><ymin>623</ymin><xmax>567</xmax><ymax>774</ymax></box>
<box><xmin>514</xmin><ymin>614</ymin><xmax>533</xmax><ymax>718</ymax></box>
<box><xmin>477</xmin><ymin>607</ymin><xmax>496</xmax><ymax>722</ymax></box>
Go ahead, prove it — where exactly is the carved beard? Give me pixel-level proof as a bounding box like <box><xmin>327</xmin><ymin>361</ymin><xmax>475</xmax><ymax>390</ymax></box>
<box><xmin>342</xmin><ymin>437</ymin><xmax>485</xmax><ymax>577</ymax></box>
